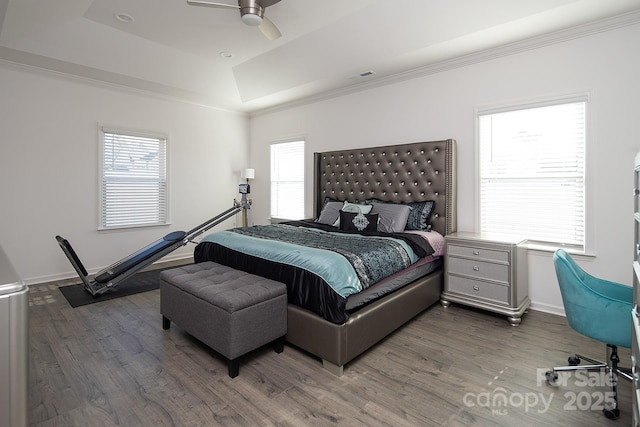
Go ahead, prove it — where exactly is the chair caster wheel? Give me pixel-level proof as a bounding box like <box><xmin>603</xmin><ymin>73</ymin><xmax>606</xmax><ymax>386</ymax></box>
<box><xmin>545</xmin><ymin>370</ymin><xmax>558</xmax><ymax>385</ymax></box>
<box><xmin>568</xmin><ymin>356</ymin><xmax>580</xmax><ymax>366</ymax></box>
<box><xmin>603</xmin><ymin>407</ymin><xmax>619</xmax><ymax>420</ymax></box>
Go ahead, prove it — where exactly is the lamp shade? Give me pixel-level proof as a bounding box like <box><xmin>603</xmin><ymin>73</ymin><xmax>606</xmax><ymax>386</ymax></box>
<box><xmin>242</xmin><ymin>168</ymin><xmax>255</xmax><ymax>180</ymax></box>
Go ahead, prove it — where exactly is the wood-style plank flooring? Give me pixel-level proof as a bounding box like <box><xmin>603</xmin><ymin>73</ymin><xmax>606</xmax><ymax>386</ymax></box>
<box><xmin>28</xmin><ymin>276</ymin><xmax>632</xmax><ymax>426</ymax></box>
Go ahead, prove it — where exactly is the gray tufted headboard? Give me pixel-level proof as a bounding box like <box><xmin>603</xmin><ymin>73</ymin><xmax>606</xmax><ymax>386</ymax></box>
<box><xmin>313</xmin><ymin>139</ymin><xmax>457</xmax><ymax>236</ymax></box>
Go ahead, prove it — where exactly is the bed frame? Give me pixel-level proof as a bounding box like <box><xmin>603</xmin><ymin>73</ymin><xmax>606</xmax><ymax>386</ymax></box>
<box><xmin>285</xmin><ymin>139</ymin><xmax>457</xmax><ymax>375</ymax></box>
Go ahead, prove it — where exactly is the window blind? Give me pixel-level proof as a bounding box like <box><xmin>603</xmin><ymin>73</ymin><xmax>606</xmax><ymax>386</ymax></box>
<box><xmin>270</xmin><ymin>140</ymin><xmax>305</xmax><ymax>220</ymax></box>
<box><xmin>479</xmin><ymin>100</ymin><xmax>586</xmax><ymax>249</ymax></box>
<box><xmin>100</xmin><ymin>129</ymin><xmax>168</xmax><ymax>229</ymax></box>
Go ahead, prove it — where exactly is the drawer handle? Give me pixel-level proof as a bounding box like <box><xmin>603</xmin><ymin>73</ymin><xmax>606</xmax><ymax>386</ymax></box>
<box><xmin>473</xmin><ymin>250</ymin><xmax>480</xmax><ymax>256</ymax></box>
<box><xmin>473</xmin><ymin>285</ymin><xmax>480</xmax><ymax>291</ymax></box>
<box><xmin>473</xmin><ymin>266</ymin><xmax>480</xmax><ymax>271</ymax></box>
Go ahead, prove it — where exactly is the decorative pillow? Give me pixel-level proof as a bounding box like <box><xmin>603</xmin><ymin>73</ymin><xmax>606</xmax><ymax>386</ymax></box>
<box><xmin>333</xmin><ymin>201</ymin><xmax>373</xmax><ymax>227</ymax></box>
<box><xmin>369</xmin><ymin>202</ymin><xmax>412</xmax><ymax>233</ymax></box>
<box><xmin>366</xmin><ymin>199</ymin><xmax>435</xmax><ymax>231</ymax></box>
<box><xmin>315</xmin><ymin>198</ymin><xmax>344</xmax><ymax>226</ymax></box>
<box><xmin>405</xmin><ymin>200</ymin><xmax>435</xmax><ymax>230</ymax></box>
<box><xmin>339</xmin><ymin>211</ymin><xmax>378</xmax><ymax>232</ymax></box>
<box><xmin>342</xmin><ymin>201</ymin><xmax>373</xmax><ymax>214</ymax></box>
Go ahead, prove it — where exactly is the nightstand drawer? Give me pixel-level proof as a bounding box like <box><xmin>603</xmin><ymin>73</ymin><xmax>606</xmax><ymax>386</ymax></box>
<box><xmin>447</xmin><ymin>257</ymin><xmax>510</xmax><ymax>283</ymax></box>
<box><xmin>447</xmin><ymin>244</ymin><xmax>509</xmax><ymax>263</ymax></box>
<box><xmin>446</xmin><ymin>275</ymin><xmax>509</xmax><ymax>304</ymax></box>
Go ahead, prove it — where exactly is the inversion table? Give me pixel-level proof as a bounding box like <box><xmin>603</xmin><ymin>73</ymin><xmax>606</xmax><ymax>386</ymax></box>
<box><xmin>56</xmin><ymin>203</ymin><xmax>243</xmax><ymax>296</ymax></box>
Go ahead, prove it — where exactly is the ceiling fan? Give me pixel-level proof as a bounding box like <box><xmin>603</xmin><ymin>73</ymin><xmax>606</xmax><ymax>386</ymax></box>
<box><xmin>186</xmin><ymin>0</ymin><xmax>282</xmax><ymax>41</ymax></box>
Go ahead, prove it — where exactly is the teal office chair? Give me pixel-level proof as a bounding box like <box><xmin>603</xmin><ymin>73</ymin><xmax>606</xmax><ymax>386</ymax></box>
<box><xmin>545</xmin><ymin>249</ymin><xmax>633</xmax><ymax>420</ymax></box>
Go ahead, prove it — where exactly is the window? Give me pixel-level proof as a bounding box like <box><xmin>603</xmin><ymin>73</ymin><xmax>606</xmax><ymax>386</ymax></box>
<box><xmin>478</xmin><ymin>98</ymin><xmax>587</xmax><ymax>250</ymax></box>
<box><xmin>99</xmin><ymin>127</ymin><xmax>168</xmax><ymax>229</ymax></box>
<box><xmin>270</xmin><ymin>140</ymin><xmax>305</xmax><ymax>220</ymax></box>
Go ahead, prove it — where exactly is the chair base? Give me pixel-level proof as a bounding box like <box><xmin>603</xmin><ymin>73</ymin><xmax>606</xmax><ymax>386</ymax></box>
<box><xmin>545</xmin><ymin>344</ymin><xmax>631</xmax><ymax>420</ymax></box>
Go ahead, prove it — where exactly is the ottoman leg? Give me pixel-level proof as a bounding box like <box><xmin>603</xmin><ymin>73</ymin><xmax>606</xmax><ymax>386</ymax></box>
<box><xmin>273</xmin><ymin>336</ymin><xmax>285</xmax><ymax>354</ymax></box>
<box><xmin>228</xmin><ymin>358</ymin><xmax>239</xmax><ymax>378</ymax></box>
<box><xmin>162</xmin><ymin>316</ymin><xmax>170</xmax><ymax>330</ymax></box>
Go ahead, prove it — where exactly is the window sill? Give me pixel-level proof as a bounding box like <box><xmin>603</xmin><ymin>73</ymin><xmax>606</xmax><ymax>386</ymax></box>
<box><xmin>522</xmin><ymin>240</ymin><xmax>595</xmax><ymax>258</ymax></box>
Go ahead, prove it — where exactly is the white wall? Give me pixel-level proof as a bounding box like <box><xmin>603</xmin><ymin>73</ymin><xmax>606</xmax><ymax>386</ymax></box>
<box><xmin>0</xmin><ymin>64</ymin><xmax>250</xmax><ymax>284</ymax></box>
<box><xmin>248</xmin><ymin>22</ymin><xmax>640</xmax><ymax>314</ymax></box>
<box><xmin>2</xmin><ymin>21</ymin><xmax>638</xmax><ymax>314</ymax></box>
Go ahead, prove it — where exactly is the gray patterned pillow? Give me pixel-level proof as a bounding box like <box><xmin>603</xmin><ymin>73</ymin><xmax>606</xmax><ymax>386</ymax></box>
<box><xmin>405</xmin><ymin>200</ymin><xmax>435</xmax><ymax>230</ymax></box>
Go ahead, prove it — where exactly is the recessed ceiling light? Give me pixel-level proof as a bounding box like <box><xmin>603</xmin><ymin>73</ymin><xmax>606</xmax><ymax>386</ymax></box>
<box><xmin>219</xmin><ymin>51</ymin><xmax>234</xmax><ymax>59</ymax></box>
<box><xmin>114</xmin><ymin>13</ymin><xmax>135</xmax><ymax>23</ymax></box>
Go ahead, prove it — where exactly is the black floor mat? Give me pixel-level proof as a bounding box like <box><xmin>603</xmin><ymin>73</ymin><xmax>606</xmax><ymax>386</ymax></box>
<box><xmin>58</xmin><ymin>266</ymin><xmax>183</xmax><ymax>307</ymax></box>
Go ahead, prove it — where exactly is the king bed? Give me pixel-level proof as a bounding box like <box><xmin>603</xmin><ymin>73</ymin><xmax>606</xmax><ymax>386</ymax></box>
<box><xmin>194</xmin><ymin>139</ymin><xmax>457</xmax><ymax>375</ymax></box>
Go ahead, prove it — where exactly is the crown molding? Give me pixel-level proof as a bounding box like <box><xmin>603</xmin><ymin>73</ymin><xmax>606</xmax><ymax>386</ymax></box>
<box><xmin>250</xmin><ymin>9</ymin><xmax>640</xmax><ymax>117</ymax></box>
<box><xmin>1</xmin><ymin>8</ymin><xmax>638</xmax><ymax>118</ymax></box>
<box><xmin>0</xmin><ymin>46</ymin><xmax>248</xmax><ymax>117</ymax></box>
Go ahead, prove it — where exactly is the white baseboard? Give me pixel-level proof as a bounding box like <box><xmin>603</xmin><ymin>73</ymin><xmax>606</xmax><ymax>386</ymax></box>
<box><xmin>529</xmin><ymin>301</ymin><xmax>566</xmax><ymax>317</ymax></box>
<box><xmin>27</xmin><ymin>254</ymin><xmax>194</xmax><ymax>286</ymax></box>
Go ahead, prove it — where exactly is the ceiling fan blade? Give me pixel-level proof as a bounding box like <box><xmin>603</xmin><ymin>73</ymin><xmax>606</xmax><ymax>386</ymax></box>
<box><xmin>260</xmin><ymin>0</ymin><xmax>282</xmax><ymax>7</ymax></box>
<box><xmin>186</xmin><ymin>0</ymin><xmax>239</xmax><ymax>10</ymax></box>
<box><xmin>259</xmin><ymin>16</ymin><xmax>281</xmax><ymax>40</ymax></box>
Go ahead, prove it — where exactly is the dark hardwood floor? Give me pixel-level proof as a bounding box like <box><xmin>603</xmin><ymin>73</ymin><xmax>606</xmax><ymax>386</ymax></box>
<box><xmin>28</xmin><ymin>278</ymin><xmax>632</xmax><ymax>426</ymax></box>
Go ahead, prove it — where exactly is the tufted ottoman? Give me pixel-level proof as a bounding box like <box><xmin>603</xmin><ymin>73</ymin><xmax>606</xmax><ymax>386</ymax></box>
<box><xmin>160</xmin><ymin>261</ymin><xmax>287</xmax><ymax>378</ymax></box>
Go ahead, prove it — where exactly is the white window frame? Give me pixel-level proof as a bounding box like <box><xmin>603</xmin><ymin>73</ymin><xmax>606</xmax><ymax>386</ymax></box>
<box><xmin>270</xmin><ymin>139</ymin><xmax>305</xmax><ymax>221</ymax></box>
<box><xmin>99</xmin><ymin>125</ymin><xmax>169</xmax><ymax>230</ymax></box>
<box><xmin>475</xmin><ymin>94</ymin><xmax>591</xmax><ymax>253</ymax></box>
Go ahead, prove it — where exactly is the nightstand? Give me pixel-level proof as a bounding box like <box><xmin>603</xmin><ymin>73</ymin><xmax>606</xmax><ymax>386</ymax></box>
<box><xmin>441</xmin><ymin>231</ymin><xmax>530</xmax><ymax>326</ymax></box>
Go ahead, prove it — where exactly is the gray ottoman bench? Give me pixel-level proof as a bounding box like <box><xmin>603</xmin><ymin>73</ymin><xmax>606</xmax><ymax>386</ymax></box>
<box><xmin>160</xmin><ymin>261</ymin><xmax>287</xmax><ymax>378</ymax></box>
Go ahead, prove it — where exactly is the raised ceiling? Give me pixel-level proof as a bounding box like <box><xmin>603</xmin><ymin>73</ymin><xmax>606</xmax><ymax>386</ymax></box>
<box><xmin>1</xmin><ymin>0</ymin><xmax>639</xmax><ymax>113</ymax></box>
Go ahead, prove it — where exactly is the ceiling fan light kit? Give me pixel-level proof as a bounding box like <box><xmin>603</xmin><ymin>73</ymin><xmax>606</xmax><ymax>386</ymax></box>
<box><xmin>241</xmin><ymin>12</ymin><xmax>263</xmax><ymax>26</ymax></box>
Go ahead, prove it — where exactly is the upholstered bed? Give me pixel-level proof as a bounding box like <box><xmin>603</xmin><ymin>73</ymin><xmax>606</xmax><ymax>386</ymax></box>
<box><xmin>194</xmin><ymin>139</ymin><xmax>457</xmax><ymax>375</ymax></box>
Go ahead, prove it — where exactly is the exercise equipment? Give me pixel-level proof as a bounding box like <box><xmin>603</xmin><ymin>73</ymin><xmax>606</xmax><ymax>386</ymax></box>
<box><xmin>56</xmin><ymin>201</ymin><xmax>245</xmax><ymax>296</ymax></box>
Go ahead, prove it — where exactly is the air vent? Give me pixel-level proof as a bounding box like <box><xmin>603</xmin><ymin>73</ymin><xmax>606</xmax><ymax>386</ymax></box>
<box><xmin>348</xmin><ymin>70</ymin><xmax>377</xmax><ymax>80</ymax></box>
